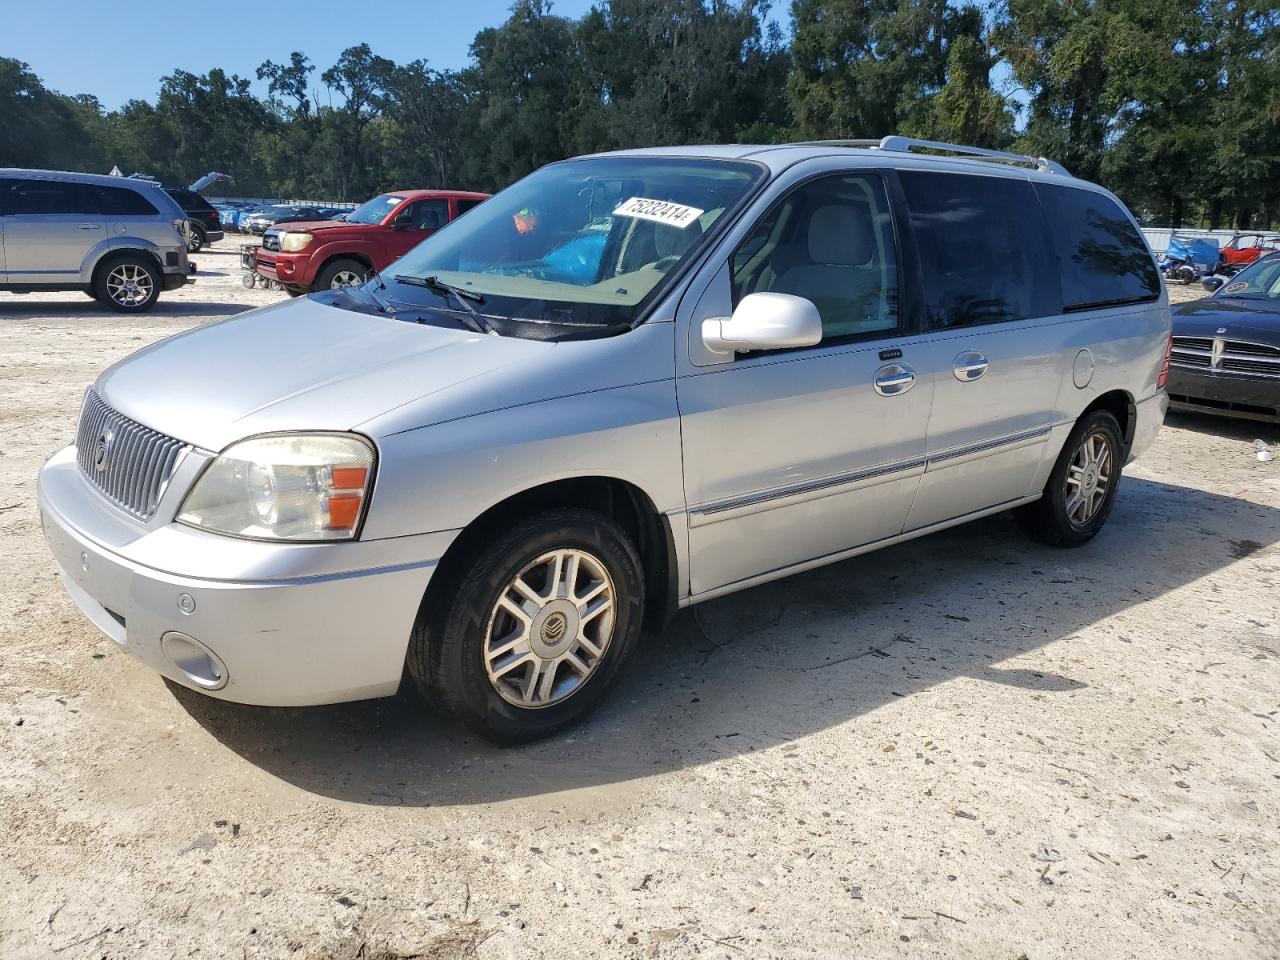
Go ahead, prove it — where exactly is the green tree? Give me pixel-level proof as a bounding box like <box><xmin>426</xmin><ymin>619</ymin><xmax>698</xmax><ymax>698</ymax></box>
<box><xmin>319</xmin><ymin>44</ymin><xmax>395</xmax><ymax>199</ymax></box>
<box><xmin>0</xmin><ymin>58</ymin><xmax>107</xmax><ymax>170</ymax></box>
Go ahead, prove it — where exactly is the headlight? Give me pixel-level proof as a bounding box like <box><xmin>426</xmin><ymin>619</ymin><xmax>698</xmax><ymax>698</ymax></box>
<box><xmin>177</xmin><ymin>434</ymin><xmax>375</xmax><ymax>541</ymax></box>
<box><xmin>280</xmin><ymin>232</ymin><xmax>313</xmax><ymax>252</ymax></box>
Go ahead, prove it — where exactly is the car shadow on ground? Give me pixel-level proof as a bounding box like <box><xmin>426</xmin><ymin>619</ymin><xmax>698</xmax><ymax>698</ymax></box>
<box><xmin>0</xmin><ymin>299</ymin><xmax>250</xmax><ymax>317</ymax></box>
<box><xmin>1166</xmin><ymin>409</ymin><xmax>1280</xmax><ymax>443</ymax></box>
<box><xmin>171</xmin><ymin>476</ymin><xmax>1280</xmax><ymax>806</ymax></box>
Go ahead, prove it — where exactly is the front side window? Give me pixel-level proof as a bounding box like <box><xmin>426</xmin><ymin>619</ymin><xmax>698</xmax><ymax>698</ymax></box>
<box><xmin>900</xmin><ymin>171</ymin><xmax>1056</xmax><ymax>327</ymax></box>
<box><xmin>0</xmin><ymin>178</ymin><xmax>101</xmax><ymax>216</ymax></box>
<box><xmin>399</xmin><ymin>198</ymin><xmax>449</xmax><ymax>231</ymax></box>
<box><xmin>1036</xmin><ymin>184</ymin><xmax>1159</xmax><ymax>310</ymax></box>
<box><xmin>388</xmin><ymin>157</ymin><xmax>764</xmax><ymax>328</ymax></box>
<box><xmin>732</xmin><ymin>173</ymin><xmax>899</xmax><ymax>341</ymax></box>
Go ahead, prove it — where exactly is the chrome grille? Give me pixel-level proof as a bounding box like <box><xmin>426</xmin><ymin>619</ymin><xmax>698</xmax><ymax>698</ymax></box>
<box><xmin>75</xmin><ymin>390</ymin><xmax>188</xmax><ymax>520</ymax></box>
<box><xmin>1170</xmin><ymin>336</ymin><xmax>1212</xmax><ymax>368</ymax></box>
<box><xmin>1170</xmin><ymin>336</ymin><xmax>1280</xmax><ymax>376</ymax></box>
<box><xmin>262</xmin><ymin>231</ymin><xmax>280</xmax><ymax>252</ymax></box>
<box><xmin>1222</xmin><ymin>339</ymin><xmax>1280</xmax><ymax>377</ymax></box>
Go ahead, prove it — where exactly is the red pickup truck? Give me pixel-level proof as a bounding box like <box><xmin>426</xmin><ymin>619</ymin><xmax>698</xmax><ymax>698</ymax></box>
<box><xmin>255</xmin><ymin>189</ymin><xmax>490</xmax><ymax>294</ymax></box>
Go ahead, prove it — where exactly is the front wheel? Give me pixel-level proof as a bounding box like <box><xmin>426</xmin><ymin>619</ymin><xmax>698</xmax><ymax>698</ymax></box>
<box><xmin>407</xmin><ymin>509</ymin><xmax>645</xmax><ymax>743</ymax></box>
<box><xmin>1017</xmin><ymin>410</ymin><xmax>1123</xmax><ymax>547</ymax></box>
<box><xmin>314</xmin><ymin>257</ymin><xmax>368</xmax><ymax>290</ymax></box>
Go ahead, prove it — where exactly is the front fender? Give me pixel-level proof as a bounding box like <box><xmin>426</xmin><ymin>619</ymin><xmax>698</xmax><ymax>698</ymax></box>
<box><xmin>303</xmin><ymin>240</ymin><xmax>381</xmax><ymax>284</ymax></box>
<box><xmin>360</xmin><ymin>379</ymin><xmax>685</xmax><ymax>543</ymax></box>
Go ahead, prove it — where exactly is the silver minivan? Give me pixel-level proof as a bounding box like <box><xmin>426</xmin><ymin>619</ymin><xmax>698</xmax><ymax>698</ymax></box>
<box><xmin>0</xmin><ymin>169</ymin><xmax>191</xmax><ymax>311</ymax></box>
<box><xmin>36</xmin><ymin>138</ymin><xmax>1171</xmax><ymax>740</ymax></box>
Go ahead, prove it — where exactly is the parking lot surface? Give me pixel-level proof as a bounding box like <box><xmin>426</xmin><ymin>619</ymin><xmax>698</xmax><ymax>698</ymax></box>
<box><xmin>1</xmin><ymin>242</ymin><xmax>1277</xmax><ymax>958</ymax></box>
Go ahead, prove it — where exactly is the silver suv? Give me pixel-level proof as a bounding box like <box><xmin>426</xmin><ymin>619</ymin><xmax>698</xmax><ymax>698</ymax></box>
<box><xmin>36</xmin><ymin>138</ymin><xmax>1171</xmax><ymax>741</ymax></box>
<box><xmin>0</xmin><ymin>169</ymin><xmax>191</xmax><ymax>312</ymax></box>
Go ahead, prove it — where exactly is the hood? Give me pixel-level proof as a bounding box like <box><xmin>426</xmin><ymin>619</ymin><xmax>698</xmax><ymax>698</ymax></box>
<box><xmin>1172</xmin><ymin>297</ymin><xmax>1280</xmax><ymax>342</ymax></box>
<box><xmin>96</xmin><ymin>297</ymin><xmax>552</xmax><ymax>451</ymax></box>
<box><xmin>269</xmin><ymin>219</ymin><xmax>368</xmax><ymax>234</ymax></box>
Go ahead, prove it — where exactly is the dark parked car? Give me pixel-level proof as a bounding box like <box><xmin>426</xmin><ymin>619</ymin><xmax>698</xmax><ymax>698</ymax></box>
<box><xmin>1168</xmin><ymin>252</ymin><xmax>1280</xmax><ymax>422</ymax></box>
<box><xmin>164</xmin><ymin>188</ymin><xmax>224</xmax><ymax>252</ymax></box>
<box><xmin>241</xmin><ymin>204</ymin><xmax>341</xmax><ymax>235</ymax></box>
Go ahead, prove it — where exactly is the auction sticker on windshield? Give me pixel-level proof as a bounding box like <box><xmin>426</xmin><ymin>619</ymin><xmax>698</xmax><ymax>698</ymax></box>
<box><xmin>613</xmin><ymin>197</ymin><xmax>704</xmax><ymax>229</ymax></box>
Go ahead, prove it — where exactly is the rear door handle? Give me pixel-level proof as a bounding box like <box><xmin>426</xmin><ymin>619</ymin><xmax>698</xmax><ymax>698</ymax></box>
<box><xmin>874</xmin><ymin>361</ymin><xmax>916</xmax><ymax>396</ymax></box>
<box><xmin>77</xmin><ymin>223</ymin><xmax>102</xmax><ymax>230</ymax></box>
<box><xmin>952</xmin><ymin>351</ymin><xmax>988</xmax><ymax>382</ymax></box>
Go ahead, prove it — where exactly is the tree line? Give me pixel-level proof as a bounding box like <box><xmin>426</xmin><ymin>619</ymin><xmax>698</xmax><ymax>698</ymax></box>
<box><xmin>2</xmin><ymin>0</ymin><xmax>1277</xmax><ymax>229</ymax></box>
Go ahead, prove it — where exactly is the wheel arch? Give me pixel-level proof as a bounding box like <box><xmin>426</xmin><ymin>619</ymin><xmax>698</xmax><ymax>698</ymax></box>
<box><xmin>313</xmin><ymin>249</ymin><xmax>374</xmax><ymax>285</ymax></box>
<box><xmin>90</xmin><ymin>247</ymin><xmax>165</xmax><ymax>287</ymax></box>
<box><xmin>423</xmin><ymin>475</ymin><xmax>679</xmax><ymax>635</ymax></box>
<box><xmin>1080</xmin><ymin>389</ymin><xmax>1136</xmax><ymax>458</ymax></box>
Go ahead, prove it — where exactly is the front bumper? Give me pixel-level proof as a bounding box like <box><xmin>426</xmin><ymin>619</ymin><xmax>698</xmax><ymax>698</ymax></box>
<box><xmin>37</xmin><ymin>445</ymin><xmax>455</xmax><ymax>706</ymax></box>
<box><xmin>255</xmin><ymin>250</ymin><xmax>311</xmax><ymax>288</ymax></box>
<box><xmin>1167</xmin><ymin>366</ymin><xmax>1280</xmax><ymax>423</ymax></box>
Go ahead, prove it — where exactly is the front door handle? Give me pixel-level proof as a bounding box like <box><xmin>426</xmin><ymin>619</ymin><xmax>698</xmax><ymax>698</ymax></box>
<box><xmin>874</xmin><ymin>361</ymin><xmax>916</xmax><ymax>396</ymax></box>
<box><xmin>77</xmin><ymin>223</ymin><xmax>102</xmax><ymax>230</ymax></box>
<box><xmin>952</xmin><ymin>351</ymin><xmax>989</xmax><ymax>382</ymax></box>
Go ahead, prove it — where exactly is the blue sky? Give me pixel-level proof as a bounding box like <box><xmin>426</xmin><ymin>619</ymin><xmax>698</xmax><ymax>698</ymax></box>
<box><xmin>3</xmin><ymin>0</ymin><xmax>785</xmax><ymax>109</ymax></box>
<box><xmin>5</xmin><ymin>1</ymin><xmax>1018</xmax><ymax>117</ymax></box>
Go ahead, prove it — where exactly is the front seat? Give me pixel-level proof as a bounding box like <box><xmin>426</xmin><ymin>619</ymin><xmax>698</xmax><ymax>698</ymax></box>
<box><xmin>773</xmin><ymin>203</ymin><xmax>882</xmax><ymax>338</ymax></box>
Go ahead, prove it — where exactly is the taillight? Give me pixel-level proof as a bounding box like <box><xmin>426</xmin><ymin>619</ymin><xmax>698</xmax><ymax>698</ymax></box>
<box><xmin>210</xmin><ymin>210</ymin><xmax>220</xmax><ymax>223</ymax></box>
<box><xmin>1157</xmin><ymin>333</ymin><xmax>1172</xmax><ymax>389</ymax></box>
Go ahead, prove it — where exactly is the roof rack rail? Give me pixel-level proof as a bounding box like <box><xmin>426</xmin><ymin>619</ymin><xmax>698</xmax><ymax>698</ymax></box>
<box><xmin>796</xmin><ymin>135</ymin><xmax>1071</xmax><ymax>177</ymax></box>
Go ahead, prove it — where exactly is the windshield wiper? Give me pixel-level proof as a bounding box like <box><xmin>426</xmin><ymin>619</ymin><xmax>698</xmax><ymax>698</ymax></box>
<box><xmin>363</xmin><ymin>270</ymin><xmax>395</xmax><ymax>313</ymax></box>
<box><xmin>394</xmin><ymin>274</ymin><xmax>494</xmax><ymax>335</ymax></box>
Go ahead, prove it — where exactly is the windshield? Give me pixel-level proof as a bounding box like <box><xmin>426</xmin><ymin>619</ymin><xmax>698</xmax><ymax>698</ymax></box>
<box><xmin>346</xmin><ymin>194</ymin><xmax>404</xmax><ymax>225</ymax></box>
<box><xmin>388</xmin><ymin>157</ymin><xmax>764</xmax><ymax>327</ymax></box>
<box><xmin>1218</xmin><ymin>256</ymin><xmax>1280</xmax><ymax>300</ymax></box>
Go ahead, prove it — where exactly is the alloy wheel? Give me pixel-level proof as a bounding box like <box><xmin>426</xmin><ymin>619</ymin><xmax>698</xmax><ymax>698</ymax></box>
<box><xmin>329</xmin><ymin>270</ymin><xmax>364</xmax><ymax>288</ymax></box>
<box><xmin>1065</xmin><ymin>430</ymin><xmax>1113</xmax><ymax>527</ymax></box>
<box><xmin>105</xmin><ymin>263</ymin><xmax>154</xmax><ymax>307</ymax></box>
<box><xmin>483</xmin><ymin>548</ymin><xmax>616</xmax><ymax>708</ymax></box>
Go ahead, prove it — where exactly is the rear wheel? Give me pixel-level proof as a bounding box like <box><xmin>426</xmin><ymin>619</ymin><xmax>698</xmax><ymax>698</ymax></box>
<box><xmin>407</xmin><ymin>509</ymin><xmax>645</xmax><ymax>743</ymax></box>
<box><xmin>188</xmin><ymin>226</ymin><xmax>205</xmax><ymax>253</ymax></box>
<box><xmin>94</xmin><ymin>255</ymin><xmax>161</xmax><ymax>313</ymax></box>
<box><xmin>315</xmin><ymin>257</ymin><xmax>368</xmax><ymax>290</ymax></box>
<box><xmin>1017</xmin><ymin>410</ymin><xmax>1123</xmax><ymax>547</ymax></box>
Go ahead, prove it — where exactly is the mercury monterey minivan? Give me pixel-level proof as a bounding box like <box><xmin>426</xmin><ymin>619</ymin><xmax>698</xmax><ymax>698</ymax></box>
<box><xmin>37</xmin><ymin>138</ymin><xmax>1171</xmax><ymax>741</ymax></box>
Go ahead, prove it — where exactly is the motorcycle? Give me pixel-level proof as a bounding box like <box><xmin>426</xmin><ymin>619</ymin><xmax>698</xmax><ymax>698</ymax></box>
<box><xmin>1160</xmin><ymin>235</ymin><xmax>1221</xmax><ymax>285</ymax></box>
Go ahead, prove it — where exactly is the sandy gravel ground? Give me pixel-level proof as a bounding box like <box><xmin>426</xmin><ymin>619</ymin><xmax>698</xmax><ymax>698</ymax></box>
<box><xmin>1</xmin><ymin>245</ymin><xmax>1277</xmax><ymax>959</ymax></box>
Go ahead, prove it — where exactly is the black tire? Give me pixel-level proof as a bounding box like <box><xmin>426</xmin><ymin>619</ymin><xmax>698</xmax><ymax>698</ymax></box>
<box><xmin>93</xmin><ymin>254</ymin><xmax>162</xmax><ymax>313</ymax></box>
<box><xmin>1017</xmin><ymin>410</ymin><xmax>1123</xmax><ymax>547</ymax></box>
<box><xmin>407</xmin><ymin>508</ymin><xmax>646</xmax><ymax>743</ymax></box>
<box><xmin>188</xmin><ymin>227</ymin><xmax>205</xmax><ymax>253</ymax></box>
<box><xmin>285</xmin><ymin>287</ymin><xmax>306</xmax><ymax>298</ymax></box>
<box><xmin>314</xmin><ymin>257</ymin><xmax>368</xmax><ymax>291</ymax></box>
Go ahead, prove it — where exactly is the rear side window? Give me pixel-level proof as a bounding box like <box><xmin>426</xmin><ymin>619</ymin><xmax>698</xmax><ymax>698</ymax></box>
<box><xmin>457</xmin><ymin>198</ymin><xmax>485</xmax><ymax>216</ymax></box>
<box><xmin>899</xmin><ymin>171</ymin><xmax>1056</xmax><ymax>327</ymax></box>
<box><xmin>166</xmin><ymin>189</ymin><xmax>211</xmax><ymax>212</ymax></box>
<box><xmin>1036</xmin><ymin>184</ymin><xmax>1160</xmax><ymax>310</ymax></box>
<box><xmin>97</xmin><ymin>186</ymin><xmax>159</xmax><ymax>216</ymax></box>
<box><xmin>0</xmin><ymin>178</ymin><xmax>102</xmax><ymax>215</ymax></box>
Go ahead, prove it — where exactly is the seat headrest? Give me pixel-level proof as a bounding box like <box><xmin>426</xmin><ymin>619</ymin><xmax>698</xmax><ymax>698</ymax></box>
<box><xmin>807</xmin><ymin>204</ymin><xmax>873</xmax><ymax>266</ymax></box>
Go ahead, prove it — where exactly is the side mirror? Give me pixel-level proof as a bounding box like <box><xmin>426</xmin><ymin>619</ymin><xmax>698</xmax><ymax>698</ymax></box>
<box><xmin>702</xmin><ymin>292</ymin><xmax>823</xmax><ymax>355</ymax></box>
<box><xmin>1202</xmin><ymin>275</ymin><xmax>1225</xmax><ymax>292</ymax></box>
<box><xmin>391</xmin><ymin>214</ymin><xmax>414</xmax><ymax>230</ymax></box>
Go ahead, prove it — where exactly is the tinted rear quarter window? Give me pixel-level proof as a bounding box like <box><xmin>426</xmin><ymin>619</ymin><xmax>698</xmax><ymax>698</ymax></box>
<box><xmin>0</xmin><ymin>178</ymin><xmax>102</xmax><ymax>215</ymax></box>
<box><xmin>457</xmin><ymin>198</ymin><xmax>485</xmax><ymax>216</ymax></box>
<box><xmin>1035</xmin><ymin>184</ymin><xmax>1159</xmax><ymax>310</ymax></box>
<box><xmin>899</xmin><ymin>170</ymin><xmax>1057</xmax><ymax>328</ymax></box>
<box><xmin>97</xmin><ymin>186</ymin><xmax>159</xmax><ymax>216</ymax></box>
